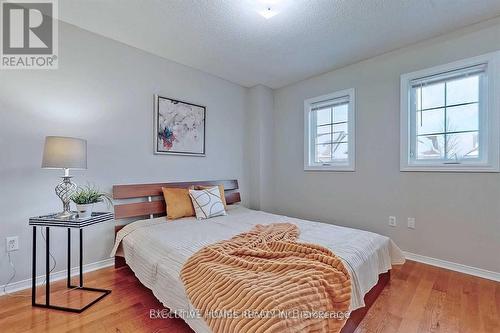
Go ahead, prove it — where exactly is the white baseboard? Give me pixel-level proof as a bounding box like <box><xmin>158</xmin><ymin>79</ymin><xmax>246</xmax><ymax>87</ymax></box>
<box><xmin>0</xmin><ymin>258</ymin><xmax>114</xmax><ymax>296</ymax></box>
<box><xmin>403</xmin><ymin>251</ymin><xmax>500</xmax><ymax>282</ymax></box>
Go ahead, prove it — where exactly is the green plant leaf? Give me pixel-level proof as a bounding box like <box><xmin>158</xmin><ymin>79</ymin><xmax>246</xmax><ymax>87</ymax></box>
<box><xmin>70</xmin><ymin>184</ymin><xmax>113</xmax><ymax>206</ymax></box>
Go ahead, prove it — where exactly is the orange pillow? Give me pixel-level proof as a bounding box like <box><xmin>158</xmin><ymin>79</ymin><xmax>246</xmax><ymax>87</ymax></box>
<box><xmin>161</xmin><ymin>187</ymin><xmax>195</xmax><ymax>219</ymax></box>
<box><xmin>194</xmin><ymin>184</ymin><xmax>227</xmax><ymax>209</ymax></box>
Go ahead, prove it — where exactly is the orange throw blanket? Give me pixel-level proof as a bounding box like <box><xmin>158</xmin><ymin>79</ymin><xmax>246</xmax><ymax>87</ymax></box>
<box><xmin>181</xmin><ymin>223</ymin><xmax>352</xmax><ymax>333</ymax></box>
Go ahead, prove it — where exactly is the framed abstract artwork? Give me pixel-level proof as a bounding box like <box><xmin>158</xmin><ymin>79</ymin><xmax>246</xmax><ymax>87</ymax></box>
<box><xmin>154</xmin><ymin>95</ymin><xmax>206</xmax><ymax>156</ymax></box>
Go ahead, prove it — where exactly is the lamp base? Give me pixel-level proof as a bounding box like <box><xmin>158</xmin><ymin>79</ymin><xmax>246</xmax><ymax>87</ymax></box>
<box><xmin>55</xmin><ymin>176</ymin><xmax>77</xmax><ymax>220</ymax></box>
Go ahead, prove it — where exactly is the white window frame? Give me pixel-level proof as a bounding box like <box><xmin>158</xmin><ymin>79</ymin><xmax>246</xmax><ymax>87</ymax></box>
<box><xmin>400</xmin><ymin>52</ymin><xmax>500</xmax><ymax>172</ymax></box>
<box><xmin>304</xmin><ymin>88</ymin><xmax>355</xmax><ymax>171</ymax></box>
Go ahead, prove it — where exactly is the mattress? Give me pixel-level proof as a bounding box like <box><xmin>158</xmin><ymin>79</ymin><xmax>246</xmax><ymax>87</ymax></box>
<box><xmin>111</xmin><ymin>205</ymin><xmax>405</xmax><ymax>333</ymax></box>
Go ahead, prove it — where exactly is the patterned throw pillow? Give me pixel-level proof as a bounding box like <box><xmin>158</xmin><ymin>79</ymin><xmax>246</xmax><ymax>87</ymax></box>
<box><xmin>194</xmin><ymin>184</ymin><xmax>227</xmax><ymax>209</ymax></box>
<box><xmin>188</xmin><ymin>186</ymin><xmax>227</xmax><ymax>220</ymax></box>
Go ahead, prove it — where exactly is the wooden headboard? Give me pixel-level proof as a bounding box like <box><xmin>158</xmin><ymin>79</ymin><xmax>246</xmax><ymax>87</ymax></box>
<box><xmin>112</xmin><ymin>179</ymin><xmax>240</xmax><ymax>268</ymax></box>
<box><xmin>113</xmin><ymin>179</ymin><xmax>240</xmax><ymax>220</ymax></box>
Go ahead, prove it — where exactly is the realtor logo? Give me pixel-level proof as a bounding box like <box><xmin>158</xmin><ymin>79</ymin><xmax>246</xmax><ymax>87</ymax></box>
<box><xmin>1</xmin><ymin>0</ymin><xmax>58</xmax><ymax>69</ymax></box>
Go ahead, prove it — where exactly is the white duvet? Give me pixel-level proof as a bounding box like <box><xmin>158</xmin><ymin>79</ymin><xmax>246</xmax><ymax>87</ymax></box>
<box><xmin>111</xmin><ymin>205</ymin><xmax>405</xmax><ymax>333</ymax></box>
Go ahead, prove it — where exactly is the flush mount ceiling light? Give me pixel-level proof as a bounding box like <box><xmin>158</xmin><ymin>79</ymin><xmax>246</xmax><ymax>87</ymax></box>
<box><xmin>259</xmin><ymin>7</ymin><xmax>278</xmax><ymax>19</ymax></box>
<box><xmin>255</xmin><ymin>0</ymin><xmax>282</xmax><ymax>19</ymax></box>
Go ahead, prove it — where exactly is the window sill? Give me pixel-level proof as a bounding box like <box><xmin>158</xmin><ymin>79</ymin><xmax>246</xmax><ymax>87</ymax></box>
<box><xmin>304</xmin><ymin>165</ymin><xmax>355</xmax><ymax>172</ymax></box>
<box><xmin>400</xmin><ymin>164</ymin><xmax>499</xmax><ymax>173</ymax></box>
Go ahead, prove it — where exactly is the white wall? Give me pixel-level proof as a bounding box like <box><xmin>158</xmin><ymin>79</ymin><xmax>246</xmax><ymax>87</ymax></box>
<box><xmin>0</xmin><ymin>22</ymin><xmax>248</xmax><ymax>286</ymax></box>
<box><xmin>270</xmin><ymin>19</ymin><xmax>500</xmax><ymax>273</ymax></box>
<box><xmin>245</xmin><ymin>85</ymin><xmax>274</xmax><ymax>211</ymax></box>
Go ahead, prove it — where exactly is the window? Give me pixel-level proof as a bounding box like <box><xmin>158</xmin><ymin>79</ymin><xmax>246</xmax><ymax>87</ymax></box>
<box><xmin>304</xmin><ymin>89</ymin><xmax>355</xmax><ymax>171</ymax></box>
<box><xmin>400</xmin><ymin>52</ymin><xmax>499</xmax><ymax>172</ymax></box>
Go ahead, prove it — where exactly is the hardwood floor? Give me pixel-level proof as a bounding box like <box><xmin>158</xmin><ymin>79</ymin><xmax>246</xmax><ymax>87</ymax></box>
<box><xmin>0</xmin><ymin>260</ymin><xmax>498</xmax><ymax>333</ymax></box>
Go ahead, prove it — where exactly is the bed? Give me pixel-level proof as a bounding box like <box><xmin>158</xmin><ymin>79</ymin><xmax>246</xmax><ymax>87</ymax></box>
<box><xmin>111</xmin><ymin>180</ymin><xmax>405</xmax><ymax>333</ymax></box>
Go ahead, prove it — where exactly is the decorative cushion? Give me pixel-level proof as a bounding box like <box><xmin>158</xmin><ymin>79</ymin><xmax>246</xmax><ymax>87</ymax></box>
<box><xmin>189</xmin><ymin>186</ymin><xmax>227</xmax><ymax>220</ymax></box>
<box><xmin>193</xmin><ymin>184</ymin><xmax>227</xmax><ymax>209</ymax></box>
<box><xmin>161</xmin><ymin>187</ymin><xmax>195</xmax><ymax>220</ymax></box>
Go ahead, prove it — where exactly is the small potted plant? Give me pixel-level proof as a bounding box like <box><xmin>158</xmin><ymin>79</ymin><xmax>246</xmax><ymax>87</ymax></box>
<box><xmin>71</xmin><ymin>185</ymin><xmax>112</xmax><ymax>218</ymax></box>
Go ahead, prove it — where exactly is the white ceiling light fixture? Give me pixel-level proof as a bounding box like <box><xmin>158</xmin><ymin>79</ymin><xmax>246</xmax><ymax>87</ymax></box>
<box><xmin>259</xmin><ymin>6</ymin><xmax>278</xmax><ymax>19</ymax></box>
<box><xmin>256</xmin><ymin>0</ymin><xmax>282</xmax><ymax>19</ymax></box>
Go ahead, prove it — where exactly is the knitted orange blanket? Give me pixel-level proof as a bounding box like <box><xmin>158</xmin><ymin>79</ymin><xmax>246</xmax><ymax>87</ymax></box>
<box><xmin>181</xmin><ymin>223</ymin><xmax>351</xmax><ymax>333</ymax></box>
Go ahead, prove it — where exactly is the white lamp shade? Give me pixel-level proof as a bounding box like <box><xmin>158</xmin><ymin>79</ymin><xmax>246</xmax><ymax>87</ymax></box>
<box><xmin>41</xmin><ymin>136</ymin><xmax>87</xmax><ymax>169</ymax></box>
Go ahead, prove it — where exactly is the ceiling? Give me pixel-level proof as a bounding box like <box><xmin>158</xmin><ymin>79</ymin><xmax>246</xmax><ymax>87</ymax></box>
<box><xmin>58</xmin><ymin>0</ymin><xmax>500</xmax><ymax>89</ymax></box>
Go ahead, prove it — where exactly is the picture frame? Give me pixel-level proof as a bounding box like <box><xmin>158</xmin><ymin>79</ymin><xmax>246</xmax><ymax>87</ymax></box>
<box><xmin>154</xmin><ymin>94</ymin><xmax>206</xmax><ymax>156</ymax></box>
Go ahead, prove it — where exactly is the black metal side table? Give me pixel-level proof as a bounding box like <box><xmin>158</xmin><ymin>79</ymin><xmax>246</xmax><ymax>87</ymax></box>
<box><xmin>29</xmin><ymin>212</ymin><xmax>114</xmax><ymax>313</ymax></box>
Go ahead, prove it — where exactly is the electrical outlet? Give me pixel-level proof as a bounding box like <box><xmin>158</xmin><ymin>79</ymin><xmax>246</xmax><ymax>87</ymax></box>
<box><xmin>6</xmin><ymin>236</ymin><xmax>19</xmax><ymax>252</ymax></box>
<box><xmin>388</xmin><ymin>216</ymin><xmax>397</xmax><ymax>227</ymax></box>
<box><xmin>407</xmin><ymin>217</ymin><xmax>416</xmax><ymax>229</ymax></box>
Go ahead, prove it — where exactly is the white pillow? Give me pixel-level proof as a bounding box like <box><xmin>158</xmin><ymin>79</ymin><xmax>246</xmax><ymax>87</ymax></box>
<box><xmin>188</xmin><ymin>186</ymin><xmax>227</xmax><ymax>220</ymax></box>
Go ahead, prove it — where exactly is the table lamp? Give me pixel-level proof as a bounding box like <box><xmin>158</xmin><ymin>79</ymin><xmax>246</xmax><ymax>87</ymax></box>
<box><xmin>41</xmin><ymin>136</ymin><xmax>87</xmax><ymax>219</ymax></box>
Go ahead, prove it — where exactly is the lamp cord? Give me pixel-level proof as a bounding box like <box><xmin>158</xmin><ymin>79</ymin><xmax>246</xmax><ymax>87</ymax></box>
<box><xmin>2</xmin><ymin>229</ymin><xmax>57</xmax><ymax>298</ymax></box>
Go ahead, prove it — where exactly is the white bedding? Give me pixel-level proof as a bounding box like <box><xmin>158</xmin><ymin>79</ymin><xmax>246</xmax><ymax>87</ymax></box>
<box><xmin>111</xmin><ymin>205</ymin><xmax>405</xmax><ymax>333</ymax></box>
